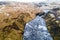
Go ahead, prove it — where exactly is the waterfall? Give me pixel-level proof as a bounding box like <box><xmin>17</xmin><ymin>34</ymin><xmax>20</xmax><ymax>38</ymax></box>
<box><xmin>23</xmin><ymin>16</ymin><xmax>53</xmax><ymax>40</ymax></box>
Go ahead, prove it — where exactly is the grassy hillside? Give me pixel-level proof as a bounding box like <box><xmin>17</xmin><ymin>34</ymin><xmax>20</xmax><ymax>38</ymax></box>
<box><xmin>0</xmin><ymin>2</ymin><xmax>42</xmax><ymax>40</ymax></box>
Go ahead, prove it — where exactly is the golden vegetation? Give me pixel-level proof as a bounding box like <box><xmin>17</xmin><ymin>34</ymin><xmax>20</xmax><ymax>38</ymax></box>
<box><xmin>0</xmin><ymin>2</ymin><xmax>42</xmax><ymax>40</ymax></box>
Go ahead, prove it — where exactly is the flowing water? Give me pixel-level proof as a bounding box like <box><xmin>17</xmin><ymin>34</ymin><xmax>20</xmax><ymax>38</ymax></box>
<box><xmin>23</xmin><ymin>16</ymin><xmax>53</xmax><ymax>40</ymax></box>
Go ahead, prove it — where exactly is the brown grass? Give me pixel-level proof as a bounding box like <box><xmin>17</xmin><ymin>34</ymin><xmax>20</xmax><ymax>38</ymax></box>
<box><xmin>0</xmin><ymin>2</ymin><xmax>43</xmax><ymax>40</ymax></box>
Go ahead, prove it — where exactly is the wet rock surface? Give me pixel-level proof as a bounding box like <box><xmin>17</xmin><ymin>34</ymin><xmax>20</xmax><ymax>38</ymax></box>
<box><xmin>23</xmin><ymin>16</ymin><xmax>53</xmax><ymax>40</ymax></box>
